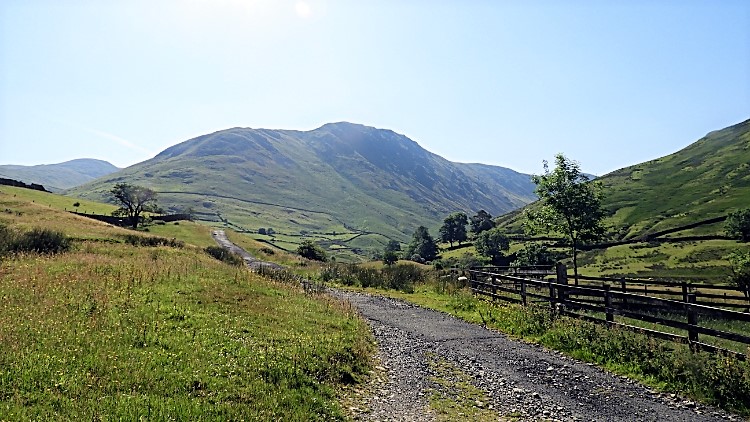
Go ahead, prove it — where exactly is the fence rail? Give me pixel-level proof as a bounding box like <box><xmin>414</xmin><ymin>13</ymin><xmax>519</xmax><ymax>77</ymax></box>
<box><xmin>462</xmin><ymin>264</ymin><xmax>750</xmax><ymax>359</ymax></box>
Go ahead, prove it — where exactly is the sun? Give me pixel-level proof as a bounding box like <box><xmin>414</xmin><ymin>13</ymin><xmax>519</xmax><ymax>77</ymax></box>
<box><xmin>294</xmin><ymin>1</ymin><xmax>312</xmax><ymax>18</ymax></box>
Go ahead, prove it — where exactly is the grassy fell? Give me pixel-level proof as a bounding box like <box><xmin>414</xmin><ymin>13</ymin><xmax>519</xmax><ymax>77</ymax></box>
<box><xmin>0</xmin><ymin>193</ymin><xmax>374</xmax><ymax>419</ymax></box>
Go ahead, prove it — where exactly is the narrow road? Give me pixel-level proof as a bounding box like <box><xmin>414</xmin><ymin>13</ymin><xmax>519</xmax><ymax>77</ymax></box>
<box><xmin>336</xmin><ymin>291</ymin><xmax>738</xmax><ymax>422</ymax></box>
<box><xmin>210</xmin><ymin>234</ymin><xmax>739</xmax><ymax>421</ymax></box>
<box><xmin>211</xmin><ymin>229</ymin><xmax>283</xmax><ymax>270</ymax></box>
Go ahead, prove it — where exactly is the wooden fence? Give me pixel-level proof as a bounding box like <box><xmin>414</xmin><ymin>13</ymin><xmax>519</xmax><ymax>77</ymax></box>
<box><xmin>462</xmin><ymin>264</ymin><xmax>750</xmax><ymax>359</ymax></box>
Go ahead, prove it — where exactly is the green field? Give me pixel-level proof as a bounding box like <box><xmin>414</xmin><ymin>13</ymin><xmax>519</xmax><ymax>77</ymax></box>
<box><xmin>0</xmin><ymin>188</ymin><xmax>373</xmax><ymax>419</ymax></box>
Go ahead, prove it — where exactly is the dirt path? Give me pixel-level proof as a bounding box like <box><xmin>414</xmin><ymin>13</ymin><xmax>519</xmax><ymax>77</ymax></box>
<box><xmin>210</xmin><ymin>234</ymin><xmax>739</xmax><ymax>421</ymax></box>
<box><xmin>211</xmin><ymin>229</ymin><xmax>283</xmax><ymax>270</ymax></box>
<box><xmin>335</xmin><ymin>291</ymin><xmax>739</xmax><ymax>422</ymax></box>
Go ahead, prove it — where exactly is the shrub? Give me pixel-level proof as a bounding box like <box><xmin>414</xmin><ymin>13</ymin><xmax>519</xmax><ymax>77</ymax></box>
<box><xmin>204</xmin><ymin>246</ymin><xmax>245</xmax><ymax>266</ymax></box>
<box><xmin>297</xmin><ymin>240</ymin><xmax>328</xmax><ymax>262</ymax></box>
<box><xmin>122</xmin><ymin>234</ymin><xmax>184</xmax><ymax>248</ymax></box>
<box><xmin>11</xmin><ymin>228</ymin><xmax>71</xmax><ymax>254</ymax></box>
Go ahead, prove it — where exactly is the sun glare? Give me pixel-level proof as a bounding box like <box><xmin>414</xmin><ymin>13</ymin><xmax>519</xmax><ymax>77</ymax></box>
<box><xmin>295</xmin><ymin>1</ymin><xmax>312</xmax><ymax>18</ymax></box>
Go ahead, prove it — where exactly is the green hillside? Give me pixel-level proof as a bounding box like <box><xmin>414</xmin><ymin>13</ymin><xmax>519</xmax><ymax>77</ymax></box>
<box><xmin>0</xmin><ymin>158</ymin><xmax>120</xmax><ymax>191</ymax></box>
<box><xmin>499</xmin><ymin>118</ymin><xmax>750</xmax><ymax>239</ymax></box>
<box><xmin>68</xmin><ymin>122</ymin><xmax>536</xmax><ymax>260</ymax></box>
<box><xmin>602</xmin><ymin>118</ymin><xmax>750</xmax><ymax>239</ymax></box>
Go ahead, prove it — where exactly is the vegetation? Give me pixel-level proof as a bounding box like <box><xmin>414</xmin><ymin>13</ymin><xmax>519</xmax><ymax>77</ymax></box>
<box><xmin>321</xmin><ymin>262</ymin><xmax>425</xmax><ymax>293</ymax></box>
<box><xmin>473</xmin><ymin>228</ymin><xmax>510</xmax><ymax>264</ymax></box>
<box><xmin>513</xmin><ymin>243</ymin><xmax>556</xmax><ymax>267</ymax></box>
<box><xmin>439</xmin><ymin>212</ymin><xmax>468</xmax><ymax>247</ymax></box>
<box><xmin>297</xmin><ymin>239</ymin><xmax>328</xmax><ymax>262</ymax></box>
<box><xmin>0</xmin><ymin>189</ymin><xmax>374</xmax><ymax>419</ymax></box>
<box><xmin>726</xmin><ymin>208</ymin><xmax>750</xmax><ymax>242</ymax></box>
<box><xmin>110</xmin><ymin>183</ymin><xmax>159</xmax><ymax>228</ymax></box>
<box><xmin>403</xmin><ymin>226</ymin><xmax>438</xmax><ymax>263</ymax></box>
<box><xmin>526</xmin><ymin>154</ymin><xmax>606</xmax><ymax>281</ymax></box>
<box><xmin>728</xmin><ymin>250</ymin><xmax>750</xmax><ymax>298</ymax></box>
<box><xmin>122</xmin><ymin>233</ymin><xmax>184</xmax><ymax>248</ymax></box>
<box><xmin>470</xmin><ymin>210</ymin><xmax>495</xmax><ymax>235</ymax></box>
<box><xmin>204</xmin><ymin>245</ymin><xmax>245</xmax><ymax>266</ymax></box>
<box><xmin>0</xmin><ymin>224</ymin><xmax>71</xmax><ymax>256</ymax></box>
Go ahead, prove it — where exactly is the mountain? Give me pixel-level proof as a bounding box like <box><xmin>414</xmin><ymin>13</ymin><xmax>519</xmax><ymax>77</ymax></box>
<box><xmin>497</xmin><ymin>118</ymin><xmax>750</xmax><ymax>240</ymax></box>
<box><xmin>69</xmin><ymin>122</ymin><xmax>536</xmax><ymax>257</ymax></box>
<box><xmin>0</xmin><ymin>159</ymin><xmax>120</xmax><ymax>191</ymax></box>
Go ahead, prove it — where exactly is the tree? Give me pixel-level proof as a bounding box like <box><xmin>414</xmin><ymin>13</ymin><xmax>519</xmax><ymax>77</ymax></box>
<box><xmin>474</xmin><ymin>228</ymin><xmax>510</xmax><ymax>264</ymax></box>
<box><xmin>382</xmin><ymin>250</ymin><xmax>398</xmax><ymax>266</ymax></box>
<box><xmin>513</xmin><ymin>243</ymin><xmax>556</xmax><ymax>267</ymax></box>
<box><xmin>726</xmin><ymin>209</ymin><xmax>750</xmax><ymax>242</ymax></box>
<box><xmin>439</xmin><ymin>212</ymin><xmax>468</xmax><ymax>247</ymax></box>
<box><xmin>403</xmin><ymin>226</ymin><xmax>438</xmax><ymax>262</ymax></box>
<box><xmin>470</xmin><ymin>210</ymin><xmax>495</xmax><ymax>235</ymax></box>
<box><xmin>385</xmin><ymin>240</ymin><xmax>401</xmax><ymax>254</ymax></box>
<box><xmin>525</xmin><ymin>154</ymin><xmax>605</xmax><ymax>283</ymax></box>
<box><xmin>728</xmin><ymin>250</ymin><xmax>750</xmax><ymax>299</ymax></box>
<box><xmin>110</xmin><ymin>183</ymin><xmax>159</xmax><ymax>229</ymax></box>
<box><xmin>297</xmin><ymin>240</ymin><xmax>328</xmax><ymax>262</ymax></box>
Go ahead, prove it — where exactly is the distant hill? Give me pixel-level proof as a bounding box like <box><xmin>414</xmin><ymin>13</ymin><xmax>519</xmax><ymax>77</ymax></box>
<box><xmin>0</xmin><ymin>159</ymin><xmax>120</xmax><ymax>191</ymax></box>
<box><xmin>497</xmin><ymin>118</ymin><xmax>750</xmax><ymax>240</ymax></box>
<box><xmin>69</xmin><ymin>122</ymin><xmax>537</xmax><ymax>257</ymax></box>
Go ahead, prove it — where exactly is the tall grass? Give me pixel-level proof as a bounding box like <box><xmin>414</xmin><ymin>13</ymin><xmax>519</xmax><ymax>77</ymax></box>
<box><xmin>0</xmin><ymin>240</ymin><xmax>372</xmax><ymax>420</ymax></box>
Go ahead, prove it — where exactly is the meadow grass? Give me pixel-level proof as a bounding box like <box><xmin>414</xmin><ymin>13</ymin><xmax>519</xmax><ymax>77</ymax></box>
<box><xmin>0</xmin><ymin>193</ymin><xmax>374</xmax><ymax>420</ymax></box>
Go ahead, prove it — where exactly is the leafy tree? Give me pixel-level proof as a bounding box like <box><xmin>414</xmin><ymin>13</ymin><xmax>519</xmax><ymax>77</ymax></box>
<box><xmin>110</xmin><ymin>183</ymin><xmax>159</xmax><ymax>229</ymax></box>
<box><xmin>439</xmin><ymin>212</ymin><xmax>468</xmax><ymax>247</ymax></box>
<box><xmin>728</xmin><ymin>250</ymin><xmax>750</xmax><ymax>299</ymax></box>
<box><xmin>297</xmin><ymin>240</ymin><xmax>328</xmax><ymax>262</ymax></box>
<box><xmin>474</xmin><ymin>228</ymin><xmax>510</xmax><ymax>264</ymax></box>
<box><xmin>382</xmin><ymin>250</ymin><xmax>398</xmax><ymax>266</ymax></box>
<box><xmin>726</xmin><ymin>209</ymin><xmax>750</xmax><ymax>242</ymax></box>
<box><xmin>525</xmin><ymin>154</ymin><xmax>605</xmax><ymax>282</ymax></box>
<box><xmin>470</xmin><ymin>210</ymin><xmax>495</xmax><ymax>235</ymax></box>
<box><xmin>385</xmin><ymin>239</ymin><xmax>401</xmax><ymax>254</ymax></box>
<box><xmin>513</xmin><ymin>243</ymin><xmax>556</xmax><ymax>267</ymax></box>
<box><xmin>404</xmin><ymin>226</ymin><xmax>438</xmax><ymax>262</ymax></box>
<box><xmin>258</xmin><ymin>228</ymin><xmax>267</xmax><ymax>235</ymax></box>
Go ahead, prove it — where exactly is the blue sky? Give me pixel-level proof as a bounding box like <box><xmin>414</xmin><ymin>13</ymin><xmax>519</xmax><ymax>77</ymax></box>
<box><xmin>1</xmin><ymin>0</ymin><xmax>748</xmax><ymax>176</ymax></box>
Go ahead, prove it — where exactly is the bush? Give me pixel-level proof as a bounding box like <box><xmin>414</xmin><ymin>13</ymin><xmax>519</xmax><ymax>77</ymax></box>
<box><xmin>8</xmin><ymin>228</ymin><xmax>71</xmax><ymax>255</ymax></box>
<box><xmin>122</xmin><ymin>234</ymin><xmax>184</xmax><ymax>248</ymax></box>
<box><xmin>204</xmin><ymin>246</ymin><xmax>245</xmax><ymax>266</ymax></box>
<box><xmin>297</xmin><ymin>240</ymin><xmax>328</xmax><ymax>262</ymax></box>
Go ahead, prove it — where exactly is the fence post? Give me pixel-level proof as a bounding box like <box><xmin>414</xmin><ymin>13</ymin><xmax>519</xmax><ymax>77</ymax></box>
<box><xmin>604</xmin><ymin>285</ymin><xmax>613</xmax><ymax>323</ymax></box>
<box><xmin>687</xmin><ymin>293</ymin><xmax>698</xmax><ymax>348</ymax></box>
<box><xmin>620</xmin><ymin>277</ymin><xmax>628</xmax><ymax>309</ymax></box>
<box><xmin>521</xmin><ymin>279</ymin><xmax>527</xmax><ymax>306</ymax></box>
<box><xmin>682</xmin><ymin>282</ymin><xmax>688</xmax><ymax>303</ymax></box>
<box><xmin>548</xmin><ymin>281</ymin><xmax>556</xmax><ymax>311</ymax></box>
<box><xmin>556</xmin><ymin>263</ymin><xmax>568</xmax><ymax>303</ymax></box>
<box><xmin>491</xmin><ymin>274</ymin><xmax>497</xmax><ymax>299</ymax></box>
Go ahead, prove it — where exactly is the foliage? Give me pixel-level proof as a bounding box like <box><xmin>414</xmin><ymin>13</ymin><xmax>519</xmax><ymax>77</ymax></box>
<box><xmin>474</xmin><ymin>228</ymin><xmax>510</xmax><ymax>264</ymax></box>
<box><xmin>382</xmin><ymin>250</ymin><xmax>398</xmax><ymax>266</ymax></box>
<box><xmin>204</xmin><ymin>245</ymin><xmax>245</xmax><ymax>266</ymax></box>
<box><xmin>110</xmin><ymin>183</ymin><xmax>159</xmax><ymax>228</ymax></box>
<box><xmin>385</xmin><ymin>239</ymin><xmax>401</xmax><ymax>253</ymax></box>
<box><xmin>121</xmin><ymin>234</ymin><xmax>184</xmax><ymax>248</ymax></box>
<box><xmin>526</xmin><ymin>154</ymin><xmax>606</xmax><ymax>280</ymax></box>
<box><xmin>726</xmin><ymin>208</ymin><xmax>750</xmax><ymax>242</ymax></box>
<box><xmin>470</xmin><ymin>210</ymin><xmax>495</xmax><ymax>235</ymax></box>
<box><xmin>728</xmin><ymin>250</ymin><xmax>750</xmax><ymax>298</ymax></box>
<box><xmin>404</xmin><ymin>226</ymin><xmax>438</xmax><ymax>262</ymax></box>
<box><xmin>297</xmin><ymin>240</ymin><xmax>328</xmax><ymax>262</ymax></box>
<box><xmin>0</xmin><ymin>224</ymin><xmax>71</xmax><ymax>256</ymax></box>
<box><xmin>513</xmin><ymin>243</ymin><xmax>557</xmax><ymax>267</ymax></box>
<box><xmin>439</xmin><ymin>212</ymin><xmax>468</xmax><ymax>247</ymax></box>
<box><xmin>325</xmin><ymin>262</ymin><xmax>425</xmax><ymax>293</ymax></box>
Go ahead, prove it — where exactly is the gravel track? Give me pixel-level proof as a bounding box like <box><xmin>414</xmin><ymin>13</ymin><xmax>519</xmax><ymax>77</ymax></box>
<box><xmin>211</xmin><ymin>229</ymin><xmax>283</xmax><ymax>270</ymax></box>
<box><xmin>335</xmin><ymin>290</ymin><xmax>741</xmax><ymax>422</ymax></box>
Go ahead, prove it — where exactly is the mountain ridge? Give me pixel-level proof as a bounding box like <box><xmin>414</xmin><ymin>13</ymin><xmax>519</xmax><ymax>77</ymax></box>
<box><xmin>69</xmin><ymin>122</ymin><xmax>537</xmax><ymax>258</ymax></box>
<box><xmin>0</xmin><ymin>158</ymin><xmax>120</xmax><ymax>191</ymax></box>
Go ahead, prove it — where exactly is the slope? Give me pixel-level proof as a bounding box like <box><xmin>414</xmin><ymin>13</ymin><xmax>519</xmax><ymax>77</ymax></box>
<box><xmin>0</xmin><ymin>158</ymin><xmax>120</xmax><ymax>191</ymax></box>
<box><xmin>69</xmin><ymin>122</ymin><xmax>536</xmax><ymax>258</ymax></box>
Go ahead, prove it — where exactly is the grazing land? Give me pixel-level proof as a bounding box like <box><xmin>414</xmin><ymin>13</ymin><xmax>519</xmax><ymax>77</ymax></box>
<box><xmin>0</xmin><ymin>188</ymin><xmax>372</xmax><ymax>420</ymax></box>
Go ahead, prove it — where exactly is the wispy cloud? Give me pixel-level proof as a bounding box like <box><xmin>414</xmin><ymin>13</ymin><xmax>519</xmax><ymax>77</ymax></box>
<box><xmin>48</xmin><ymin>115</ymin><xmax>155</xmax><ymax>156</ymax></box>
